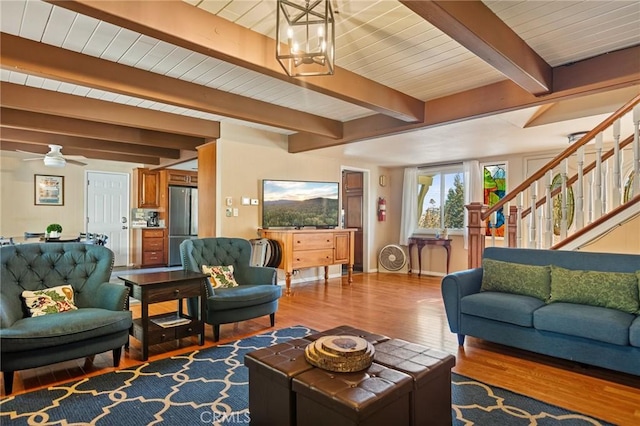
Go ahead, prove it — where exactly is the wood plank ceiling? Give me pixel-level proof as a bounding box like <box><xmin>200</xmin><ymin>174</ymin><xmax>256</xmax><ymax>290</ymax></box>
<box><xmin>0</xmin><ymin>0</ymin><xmax>638</xmax><ymax>167</ymax></box>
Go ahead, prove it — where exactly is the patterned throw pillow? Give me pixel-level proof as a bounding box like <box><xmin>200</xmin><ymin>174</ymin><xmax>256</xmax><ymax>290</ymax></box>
<box><xmin>21</xmin><ymin>285</ymin><xmax>78</xmax><ymax>317</ymax></box>
<box><xmin>202</xmin><ymin>265</ymin><xmax>240</xmax><ymax>289</ymax></box>
<box><xmin>549</xmin><ymin>266</ymin><xmax>639</xmax><ymax>314</ymax></box>
<box><xmin>481</xmin><ymin>258</ymin><xmax>551</xmax><ymax>301</ymax></box>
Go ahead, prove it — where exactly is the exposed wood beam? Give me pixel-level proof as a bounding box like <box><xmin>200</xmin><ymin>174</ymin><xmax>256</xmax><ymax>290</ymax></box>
<box><xmin>1</xmin><ymin>141</ymin><xmax>161</xmax><ymax>165</ymax></box>
<box><xmin>523</xmin><ymin>103</ymin><xmax>557</xmax><ymax>128</ymax></box>
<box><xmin>1</xmin><ymin>84</ymin><xmax>215</xmax><ymax>142</ymax></box>
<box><xmin>0</xmin><ymin>128</ymin><xmax>181</xmax><ymax>159</ymax></box>
<box><xmin>401</xmin><ymin>0</ymin><xmax>552</xmax><ymax>95</ymax></box>
<box><xmin>289</xmin><ymin>46</ymin><xmax>640</xmax><ymax>152</ymax></box>
<box><xmin>0</xmin><ymin>107</ymin><xmax>203</xmax><ymax>150</ymax></box>
<box><xmin>0</xmin><ymin>33</ymin><xmax>342</xmax><ymax>139</ymax></box>
<box><xmin>47</xmin><ymin>0</ymin><xmax>424</xmax><ymax>123</ymax></box>
<box><xmin>1</xmin><ymin>83</ymin><xmax>218</xmax><ymax>139</ymax></box>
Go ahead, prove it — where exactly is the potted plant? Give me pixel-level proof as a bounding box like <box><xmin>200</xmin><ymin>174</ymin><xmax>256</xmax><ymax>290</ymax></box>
<box><xmin>46</xmin><ymin>223</ymin><xmax>63</xmax><ymax>238</ymax></box>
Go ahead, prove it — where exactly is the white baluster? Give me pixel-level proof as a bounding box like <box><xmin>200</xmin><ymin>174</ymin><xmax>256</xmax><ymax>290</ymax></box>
<box><xmin>588</xmin><ymin>174</ymin><xmax>594</xmax><ymax>224</ymax></box>
<box><xmin>561</xmin><ymin>159</ymin><xmax>569</xmax><ymax>239</ymax></box>
<box><xmin>545</xmin><ymin>170</ymin><xmax>553</xmax><ymax>247</ymax></box>
<box><xmin>576</xmin><ymin>146</ymin><xmax>585</xmax><ymax>230</ymax></box>
<box><xmin>634</xmin><ymin>105</ymin><xmax>640</xmax><ymax>197</ymax></box>
<box><xmin>529</xmin><ymin>182</ymin><xmax>537</xmax><ymax>248</ymax></box>
<box><xmin>537</xmin><ymin>195</ymin><xmax>544</xmax><ymax>249</ymax></box>
<box><xmin>504</xmin><ymin>202</ymin><xmax>510</xmax><ymax>248</ymax></box>
<box><xmin>490</xmin><ymin>211</ymin><xmax>496</xmax><ymax>247</ymax></box>
<box><xmin>517</xmin><ymin>193</ymin><xmax>523</xmax><ymax>248</ymax></box>
<box><xmin>613</xmin><ymin>119</ymin><xmax>621</xmax><ymax>208</ymax></box>
<box><xmin>601</xmin><ymin>161</ymin><xmax>608</xmax><ymax>214</ymax></box>
<box><xmin>594</xmin><ymin>133</ymin><xmax>603</xmax><ymax>219</ymax></box>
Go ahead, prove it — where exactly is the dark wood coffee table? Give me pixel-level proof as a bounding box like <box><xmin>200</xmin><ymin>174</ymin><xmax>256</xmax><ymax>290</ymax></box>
<box><xmin>119</xmin><ymin>270</ymin><xmax>208</xmax><ymax>360</ymax></box>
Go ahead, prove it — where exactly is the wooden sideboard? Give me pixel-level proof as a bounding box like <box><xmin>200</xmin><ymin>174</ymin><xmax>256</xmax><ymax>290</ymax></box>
<box><xmin>259</xmin><ymin>228</ymin><xmax>356</xmax><ymax>295</ymax></box>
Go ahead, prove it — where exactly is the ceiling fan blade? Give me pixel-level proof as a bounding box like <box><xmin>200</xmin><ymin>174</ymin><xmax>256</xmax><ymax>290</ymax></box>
<box><xmin>21</xmin><ymin>157</ymin><xmax>45</xmax><ymax>161</ymax></box>
<box><xmin>16</xmin><ymin>149</ymin><xmax>44</xmax><ymax>156</ymax></box>
<box><xmin>66</xmin><ymin>159</ymin><xmax>88</xmax><ymax>166</ymax></box>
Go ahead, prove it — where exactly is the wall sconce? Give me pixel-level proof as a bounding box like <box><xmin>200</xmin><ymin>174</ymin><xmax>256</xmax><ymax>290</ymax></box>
<box><xmin>379</xmin><ymin>175</ymin><xmax>387</xmax><ymax>187</ymax></box>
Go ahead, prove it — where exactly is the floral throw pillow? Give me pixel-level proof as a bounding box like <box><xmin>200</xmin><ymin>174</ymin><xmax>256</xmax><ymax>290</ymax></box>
<box><xmin>202</xmin><ymin>265</ymin><xmax>239</xmax><ymax>289</ymax></box>
<box><xmin>21</xmin><ymin>285</ymin><xmax>78</xmax><ymax>317</ymax></box>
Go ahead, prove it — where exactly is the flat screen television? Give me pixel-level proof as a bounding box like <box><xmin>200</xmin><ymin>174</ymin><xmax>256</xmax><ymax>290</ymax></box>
<box><xmin>262</xmin><ymin>179</ymin><xmax>340</xmax><ymax>229</ymax></box>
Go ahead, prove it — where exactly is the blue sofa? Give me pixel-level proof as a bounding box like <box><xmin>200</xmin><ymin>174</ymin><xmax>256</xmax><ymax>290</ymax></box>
<box><xmin>441</xmin><ymin>247</ymin><xmax>640</xmax><ymax>376</ymax></box>
<box><xmin>1</xmin><ymin>243</ymin><xmax>132</xmax><ymax>394</ymax></box>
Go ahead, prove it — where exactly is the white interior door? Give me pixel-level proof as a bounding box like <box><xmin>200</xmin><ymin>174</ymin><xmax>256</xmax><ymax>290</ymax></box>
<box><xmin>86</xmin><ymin>171</ymin><xmax>130</xmax><ymax>266</ymax></box>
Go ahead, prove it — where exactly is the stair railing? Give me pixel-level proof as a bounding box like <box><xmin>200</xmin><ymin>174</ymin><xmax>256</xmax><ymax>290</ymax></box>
<box><xmin>467</xmin><ymin>93</ymin><xmax>640</xmax><ymax>268</ymax></box>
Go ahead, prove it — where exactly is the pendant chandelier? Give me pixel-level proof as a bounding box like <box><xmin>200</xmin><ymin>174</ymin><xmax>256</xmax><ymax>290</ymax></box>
<box><xmin>276</xmin><ymin>0</ymin><xmax>335</xmax><ymax>77</ymax></box>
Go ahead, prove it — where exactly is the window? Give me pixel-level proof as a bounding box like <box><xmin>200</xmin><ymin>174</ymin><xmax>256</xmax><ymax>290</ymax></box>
<box><xmin>417</xmin><ymin>166</ymin><xmax>464</xmax><ymax>231</ymax></box>
<box><xmin>483</xmin><ymin>163</ymin><xmax>507</xmax><ymax>237</ymax></box>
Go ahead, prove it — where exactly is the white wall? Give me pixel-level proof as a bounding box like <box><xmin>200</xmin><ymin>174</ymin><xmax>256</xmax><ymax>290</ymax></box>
<box><xmin>215</xmin><ymin>122</ymin><xmax>394</xmax><ymax>281</ymax></box>
<box><xmin>0</xmin><ymin>151</ymin><xmax>138</xmax><ymax>238</ymax></box>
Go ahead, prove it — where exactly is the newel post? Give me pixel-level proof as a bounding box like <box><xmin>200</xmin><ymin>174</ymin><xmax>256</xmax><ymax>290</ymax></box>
<box><xmin>466</xmin><ymin>202</ymin><xmax>486</xmax><ymax>269</ymax></box>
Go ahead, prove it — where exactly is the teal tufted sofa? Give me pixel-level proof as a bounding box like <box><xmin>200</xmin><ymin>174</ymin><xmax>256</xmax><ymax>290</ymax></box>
<box><xmin>0</xmin><ymin>243</ymin><xmax>132</xmax><ymax>394</ymax></box>
<box><xmin>180</xmin><ymin>238</ymin><xmax>282</xmax><ymax>342</ymax></box>
<box><xmin>442</xmin><ymin>247</ymin><xmax>640</xmax><ymax>376</ymax></box>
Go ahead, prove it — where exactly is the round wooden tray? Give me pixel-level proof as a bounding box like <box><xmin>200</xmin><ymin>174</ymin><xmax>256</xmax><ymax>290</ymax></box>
<box><xmin>305</xmin><ymin>335</ymin><xmax>375</xmax><ymax>372</ymax></box>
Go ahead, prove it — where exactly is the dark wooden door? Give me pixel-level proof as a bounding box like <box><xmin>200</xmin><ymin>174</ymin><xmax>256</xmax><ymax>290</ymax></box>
<box><xmin>342</xmin><ymin>170</ymin><xmax>363</xmax><ymax>271</ymax></box>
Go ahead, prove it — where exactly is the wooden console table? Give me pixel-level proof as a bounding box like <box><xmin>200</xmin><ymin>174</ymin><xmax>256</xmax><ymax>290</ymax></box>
<box><xmin>259</xmin><ymin>228</ymin><xmax>356</xmax><ymax>295</ymax></box>
<box><xmin>119</xmin><ymin>270</ymin><xmax>207</xmax><ymax>360</ymax></box>
<box><xmin>407</xmin><ymin>237</ymin><xmax>452</xmax><ymax>276</ymax></box>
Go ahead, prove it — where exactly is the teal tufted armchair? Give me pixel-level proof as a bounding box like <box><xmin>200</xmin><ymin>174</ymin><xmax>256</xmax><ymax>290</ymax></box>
<box><xmin>0</xmin><ymin>243</ymin><xmax>132</xmax><ymax>395</ymax></box>
<box><xmin>180</xmin><ymin>238</ymin><xmax>282</xmax><ymax>342</ymax></box>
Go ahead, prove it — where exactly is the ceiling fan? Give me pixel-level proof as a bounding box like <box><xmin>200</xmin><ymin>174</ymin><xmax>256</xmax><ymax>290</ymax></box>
<box><xmin>17</xmin><ymin>144</ymin><xmax>87</xmax><ymax>168</ymax></box>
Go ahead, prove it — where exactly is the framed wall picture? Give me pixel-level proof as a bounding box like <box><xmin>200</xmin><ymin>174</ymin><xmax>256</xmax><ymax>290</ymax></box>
<box><xmin>35</xmin><ymin>174</ymin><xmax>64</xmax><ymax>206</ymax></box>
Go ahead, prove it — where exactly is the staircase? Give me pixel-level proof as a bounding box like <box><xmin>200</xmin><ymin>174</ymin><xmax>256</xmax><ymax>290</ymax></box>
<box><xmin>467</xmin><ymin>94</ymin><xmax>640</xmax><ymax>268</ymax></box>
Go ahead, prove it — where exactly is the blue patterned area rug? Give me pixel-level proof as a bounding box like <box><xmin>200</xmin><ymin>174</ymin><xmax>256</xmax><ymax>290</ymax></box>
<box><xmin>1</xmin><ymin>326</ymin><xmax>612</xmax><ymax>425</ymax></box>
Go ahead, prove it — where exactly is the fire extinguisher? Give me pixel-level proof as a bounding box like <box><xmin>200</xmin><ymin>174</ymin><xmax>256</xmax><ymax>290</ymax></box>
<box><xmin>378</xmin><ymin>197</ymin><xmax>386</xmax><ymax>221</ymax></box>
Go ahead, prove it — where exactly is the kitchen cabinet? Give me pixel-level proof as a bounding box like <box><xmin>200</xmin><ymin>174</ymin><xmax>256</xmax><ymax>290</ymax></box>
<box><xmin>138</xmin><ymin>228</ymin><xmax>167</xmax><ymax>268</ymax></box>
<box><xmin>164</xmin><ymin>170</ymin><xmax>198</xmax><ymax>187</ymax></box>
<box><xmin>135</xmin><ymin>168</ymin><xmax>160</xmax><ymax>208</ymax></box>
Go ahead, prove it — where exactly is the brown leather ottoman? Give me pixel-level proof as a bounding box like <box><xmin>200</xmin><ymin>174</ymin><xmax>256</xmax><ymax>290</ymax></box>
<box><xmin>245</xmin><ymin>338</ymin><xmax>314</xmax><ymax>426</ymax></box>
<box><xmin>374</xmin><ymin>339</ymin><xmax>456</xmax><ymax>426</ymax></box>
<box><xmin>292</xmin><ymin>363</ymin><xmax>413</xmax><ymax>426</ymax></box>
<box><xmin>306</xmin><ymin>325</ymin><xmax>390</xmax><ymax>345</ymax></box>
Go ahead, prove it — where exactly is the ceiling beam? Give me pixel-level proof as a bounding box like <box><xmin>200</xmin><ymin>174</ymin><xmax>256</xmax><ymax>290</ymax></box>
<box><xmin>46</xmin><ymin>0</ymin><xmax>424</xmax><ymax>123</ymax></box>
<box><xmin>1</xmin><ymin>141</ymin><xmax>161</xmax><ymax>165</ymax></box>
<box><xmin>0</xmin><ymin>33</ymin><xmax>342</xmax><ymax>139</ymax></box>
<box><xmin>288</xmin><ymin>46</ymin><xmax>640</xmax><ymax>152</ymax></box>
<box><xmin>0</xmin><ymin>128</ymin><xmax>181</xmax><ymax>159</ymax></box>
<box><xmin>0</xmin><ymin>107</ymin><xmax>204</xmax><ymax>150</ymax></box>
<box><xmin>1</xmin><ymin>83</ymin><xmax>219</xmax><ymax>139</ymax></box>
<box><xmin>400</xmin><ymin>0</ymin><xmax>552</xmax><ymax>95</ymax></box>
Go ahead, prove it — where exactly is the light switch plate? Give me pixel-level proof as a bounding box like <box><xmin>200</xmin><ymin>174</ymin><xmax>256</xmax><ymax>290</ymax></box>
<box><xmin>251</xmin><ymin>199</ymin><xmax>259</xmax><ymax>205</ymax></box>
<box><xmin>241</xmin><ymin>197</ymin><xmax>250</xmax><ymax>205</ymax></box>
<box><xmin>225</xmin><ymin>197</ymin><xmax>233</xmax><ymax>206</ymax></box>
<box><xmin>233</xmin><ymin>208</ymin><xmax>239</xmax><ymax>217</ymax></box>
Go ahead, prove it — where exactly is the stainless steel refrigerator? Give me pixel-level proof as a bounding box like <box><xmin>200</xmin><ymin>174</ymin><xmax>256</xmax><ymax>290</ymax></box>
<box><xmin>168</xmin><ymin>186</ymin><xmax>198</xmax><ymax>266</ymax></box>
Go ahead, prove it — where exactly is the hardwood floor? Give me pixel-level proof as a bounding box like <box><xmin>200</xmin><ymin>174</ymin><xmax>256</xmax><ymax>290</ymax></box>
<box><xmin>3</xmin><ymin>272</ymin><xmax>639</xmax><ymax>424</ymax></box>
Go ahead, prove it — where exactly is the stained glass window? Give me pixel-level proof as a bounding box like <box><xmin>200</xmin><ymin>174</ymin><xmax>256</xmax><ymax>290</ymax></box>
<box><xmin>484</xmin><ymin>164</ymin><xmax>506</xmax><ymax>237</ymax></box>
